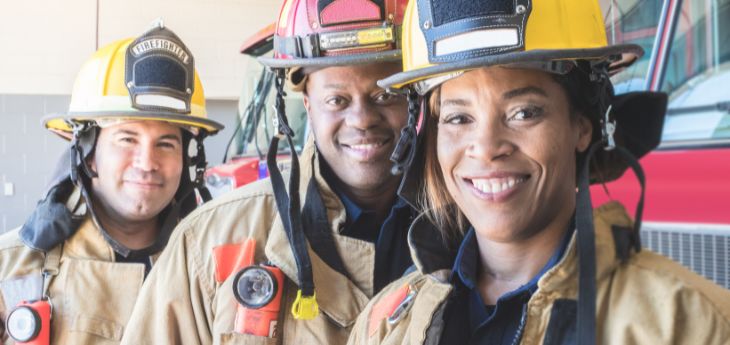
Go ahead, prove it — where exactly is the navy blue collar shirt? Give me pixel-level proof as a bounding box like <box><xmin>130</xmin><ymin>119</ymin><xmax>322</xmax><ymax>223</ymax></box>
<box><xmin>439</xmin><ymin>218</ymin><xmax>575</xmax><ymax>345</ymax></box>
<box><xmin>322</xmin><ymin>162</ymin><xmax>415</xmax><ymax>294</ymax></box>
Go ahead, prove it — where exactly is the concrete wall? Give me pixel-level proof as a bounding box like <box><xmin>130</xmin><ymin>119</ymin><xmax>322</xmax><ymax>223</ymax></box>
<box><xmin>0</xmin><ymin>1</ymin><xmax>281</xmax><ymax>232</ymax></box>
<box><xmin>0</xmin><ymin>0</ymin><xmax>280</xmax><ymax>99</ymax></box>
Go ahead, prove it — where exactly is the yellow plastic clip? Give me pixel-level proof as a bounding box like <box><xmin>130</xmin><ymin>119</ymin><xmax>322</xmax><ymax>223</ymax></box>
<box><xmin>291</xmin><ymin>290</ymin><xmax>319</xmax><ymax>320</ymax></box>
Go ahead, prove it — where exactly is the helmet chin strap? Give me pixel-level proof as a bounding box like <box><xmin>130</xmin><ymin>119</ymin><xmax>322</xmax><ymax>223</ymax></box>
<box><xmin>69</xmin><ymin>123</ymin><xmax>99</xmax><ymax>185</ymax></box>
<box><xmin>390</xmin><ymin>88</ymin><xmax>420</xmax><ymax>175</ymax></box>
<box><xmin>189</xmin><ymin>131</ymin><xmax>213</xmax><ymax>203</ymax></box>
<box><xmin>575</xmin><ymin>121</ymin><xmax>646</xmax><ymax>345</ymax></box>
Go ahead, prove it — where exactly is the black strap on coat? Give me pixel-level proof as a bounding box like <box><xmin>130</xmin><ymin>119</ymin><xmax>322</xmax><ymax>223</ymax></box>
<box><xmin>301</xmin><ymin>175</ymin><xmax>351</xmax><ymax>279</ymax></box>
<box><xmin>266</xmin><ymin>69</ymin><xmax>316</xmax><ymax>302</ymax></box>
<box><xmin>575</xmin><ymin>142</ymin><xmax>646</xmax><ymax>345</ymax></box>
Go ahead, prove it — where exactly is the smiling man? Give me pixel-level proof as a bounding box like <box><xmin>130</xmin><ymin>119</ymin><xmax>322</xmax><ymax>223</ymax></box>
<box><xmin>120</xmin><ymin>1</ymin><xmax>416</xmax><ymax>344</ymax></box>
<box><xmin>0</xmin><ymin>24</ymin><xmax>222</xmax><ymax>344</ymax></box>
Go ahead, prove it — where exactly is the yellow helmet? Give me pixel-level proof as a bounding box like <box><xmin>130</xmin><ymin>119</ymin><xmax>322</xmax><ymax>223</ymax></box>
<box><xmin>44</xmin><ymin>24</ymin><xmax>223</xmax><ymax>137</ymax></box>
<box><xmin>379</xmin><ymin>0</ymin><xmax>643</xmax><ymax>92</ymax></box>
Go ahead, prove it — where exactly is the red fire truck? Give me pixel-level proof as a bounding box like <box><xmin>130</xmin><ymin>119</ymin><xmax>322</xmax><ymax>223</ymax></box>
<box><xmin>207</xmin><ymin>0</ymin><xmax>730</xmax><ymax>288</ymax></box>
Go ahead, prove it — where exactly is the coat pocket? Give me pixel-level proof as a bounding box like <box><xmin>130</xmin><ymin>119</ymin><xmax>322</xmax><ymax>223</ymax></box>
<box><xmin>69</xmin><ymin>314</ymin><xmax>124</xmax><ymax>341</ymax></box>
<box><xmin>217</xmin><ymin>332</ymin><xmax>278</xmax><ymax>345</ymax></box>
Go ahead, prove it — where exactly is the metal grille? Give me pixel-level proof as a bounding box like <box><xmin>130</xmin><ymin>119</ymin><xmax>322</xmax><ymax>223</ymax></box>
<box><xmin>641</xmin><ymin>222</ymin><xmax>730</xmax><ymax>289</ymax></box>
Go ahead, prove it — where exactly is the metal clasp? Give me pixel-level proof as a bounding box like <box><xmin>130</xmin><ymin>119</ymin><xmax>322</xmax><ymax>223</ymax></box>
<box><xmin>387</xmin><ymin>285</ymin><xmax>417</xmax><ymax>325</ymax></box>
<box><xmin>272</xmin><ymin>104</ymin><xmax>286</xmax><ymax>139</ymax></box>
<box><xmin>603</xmin><ymin>104</ymin><xmax>616</xmax><ymax>151</ymax></box>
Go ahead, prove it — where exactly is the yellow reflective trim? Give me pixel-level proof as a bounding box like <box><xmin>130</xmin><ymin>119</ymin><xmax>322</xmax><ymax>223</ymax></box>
<box><xmin>357</xmin><ymin>27</ymin><xmax>393</xmax><ymax>45</ymax></box>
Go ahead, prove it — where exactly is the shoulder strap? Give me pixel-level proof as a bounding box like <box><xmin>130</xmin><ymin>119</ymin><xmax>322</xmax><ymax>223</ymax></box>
<box><xmin>301</xmin><ymin>169</ymin><xmax>350</xmax><ymax>279</ymax></box>
<box><xmin>42</xmin><ymin>245</ymin><xmax>63</xmax><ymax>298</ymax></box>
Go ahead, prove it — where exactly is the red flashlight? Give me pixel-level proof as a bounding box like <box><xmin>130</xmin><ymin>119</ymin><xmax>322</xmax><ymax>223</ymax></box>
<box><xmin>232</xmin><ymin>264</ymin><xmax>285</xmax><ymax>338</ymax></box>
<box><xmin>5</xmin><ymin>300</ymin><xmax>51</xmax><ymax>345</ymax></box>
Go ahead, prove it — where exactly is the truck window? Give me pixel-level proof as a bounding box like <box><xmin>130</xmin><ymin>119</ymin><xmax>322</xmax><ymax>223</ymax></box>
<box><xmin>661</xmin><ymin>0</ymin><xmax>730</xmax><ymax>143</ymax></box>
<box><xmin>606</xmin><ymin>0</ymin><xmax>730</xmax><ymax>145</ymax></box>
<box><xmin>226</xmin><ymin>53</ymin><xmax>308</xmax><ymax>162</ymax></box>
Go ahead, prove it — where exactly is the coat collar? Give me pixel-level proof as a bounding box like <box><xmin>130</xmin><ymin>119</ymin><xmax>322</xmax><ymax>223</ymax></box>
<box><xmin>408</xmin><ymin>213</ymin><xmax>461</xmax><ymax>277</ymax></box>
<box><xmin>63</xmin><ymin>216</ymin><xmax>117</xmax><ymax>262</ymax></box>
<box><xmin>408</xmin><ymin>201</ymin><xmax>636</xmax><ymax>291</ymax></box>
<box><xmin>538</xmin><ymin>201</ymin><xmax>635</xmax><ymax>293</ymax></box>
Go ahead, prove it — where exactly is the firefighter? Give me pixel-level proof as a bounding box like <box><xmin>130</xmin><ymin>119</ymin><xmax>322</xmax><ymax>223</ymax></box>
<box><xmin>0</xmin><ymin>23</ymin><xmax>222</xmax><ymax>345</ymax></box>
<box><xmin>121</xmin><ymin>0</ymin><xmax>416</xmax><ymax>344</ymax></box>
<box><xmin>348</xmin><ymin>0</ymin><xmax>730</xmax><ymax>344</ymax></box>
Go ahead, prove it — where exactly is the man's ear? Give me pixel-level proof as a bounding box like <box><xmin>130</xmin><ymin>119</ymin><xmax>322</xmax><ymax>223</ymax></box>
<box><xmin>303</xmin><ymin>94</ymin><xmax>312</xmax><ymax>120</ymax></box>
<box><xmin>86</xmin><ymin>153</ymin><xmax>98</xmax><ymax>176</ymax></box>
<box><xmin>576</xmin><ymin>115</ymin><xmax>593</xmax><ymax>153</ymax></box>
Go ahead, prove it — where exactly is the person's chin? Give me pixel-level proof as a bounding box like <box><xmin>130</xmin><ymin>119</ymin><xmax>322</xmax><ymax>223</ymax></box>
<box><xmin>345</xmin><ymin>169</ymin><xmax>397</xmax><ymax>190</ymax></box>
<box><xmin>123</xmin><ymin>199</ymin><xmax>166</xmax><ymax>215</ymax></box>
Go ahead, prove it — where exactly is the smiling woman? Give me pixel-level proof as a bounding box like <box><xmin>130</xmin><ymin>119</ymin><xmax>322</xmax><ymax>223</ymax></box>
<box><xmin>423</xmin><ymin>67</ymin><xmax>594</xmax><ymax>242</ymax></box>
<box><xmin>347</xmin><ymin>0</ymin><xmax>730</xmax><ymax>344</ymax></box>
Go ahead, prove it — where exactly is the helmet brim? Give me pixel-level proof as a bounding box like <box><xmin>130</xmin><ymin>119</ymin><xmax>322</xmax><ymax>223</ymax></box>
<box><xmin>44</xmin><ymin>111</ymin><xmax>224</xmax><ymax>138</ymax></box>
<box><xmin>378</xmin><ymin>44</ymin><xmax>643</xmax><ymax>90</ymax></box>
<box><xmin>258</xmin><ymin>49</ymin><xmax>401</xmax><ymax>69</ymax></box>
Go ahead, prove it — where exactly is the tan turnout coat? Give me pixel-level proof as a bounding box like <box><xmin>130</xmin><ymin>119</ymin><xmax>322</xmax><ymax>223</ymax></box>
<box><xmin>0</xmin><ymin>189</ymin><xmax>151</xmax><ymax>344</ymax></box>
<box><xmin>348</xmin><ymin>202</ymin><xmax>730</xmax><ymax>345</ymax></box>
<box><xmin>122</xmin><ymin>138</ymin><xmax>391</xmax><ymax>345</ymax></box>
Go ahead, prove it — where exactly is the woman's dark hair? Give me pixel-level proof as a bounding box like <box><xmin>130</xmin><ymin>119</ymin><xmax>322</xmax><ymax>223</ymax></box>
<box><xmin>552</xmin><ymin>60</ymin><xmax>614</xmax><ymax>180</ymax></box>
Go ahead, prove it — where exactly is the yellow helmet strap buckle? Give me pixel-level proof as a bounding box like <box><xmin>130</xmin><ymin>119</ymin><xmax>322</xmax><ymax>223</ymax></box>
<box><xmin>291</xmin><ymin>290</ymin><xmax>319</xmax><ymax>320</ymax></box>
<box><xmin>125</xmin><ymin>25</ymin><xmax>195</xmax><ymax>114</ymax></box>
<box><xmin>418</xmin><ymin>0</ymin><xmax>531</xmax><ymax>63</ymax></box>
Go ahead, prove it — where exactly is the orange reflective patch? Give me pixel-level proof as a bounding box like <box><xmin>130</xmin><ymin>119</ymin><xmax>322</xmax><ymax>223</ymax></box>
<box><xmin>368</xmin><ymin>283</ymin><xmax>409</xmax><ymax>336</ymax></box>
<box><xmin>213</xmin><ymin>238</ymin><xmax>256</xmax><ymax>283</ymax></box>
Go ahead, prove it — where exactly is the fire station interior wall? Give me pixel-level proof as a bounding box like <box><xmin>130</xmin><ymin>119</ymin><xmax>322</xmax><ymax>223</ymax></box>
<box><xmin>0</xmin><ymin>0</ymin><xmax>281</xmax><ymax>233</ymax></box>
<box><xmin>0</xmin><ymin>0</ymin><xmax>279</xmax><ymax>98</ymax></box>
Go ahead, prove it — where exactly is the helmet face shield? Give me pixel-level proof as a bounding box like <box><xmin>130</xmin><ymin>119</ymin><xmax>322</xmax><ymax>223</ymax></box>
<box><xmin>125</xmin><ymin>28</ymin><xmax>195</xmax><ymax>114</ymax></box>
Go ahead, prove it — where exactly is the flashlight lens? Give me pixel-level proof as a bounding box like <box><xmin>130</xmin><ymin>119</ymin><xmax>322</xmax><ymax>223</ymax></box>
<box><xmin>6</xmin><ymin>306</ymin><xmax>40</xmax><ymax>342</ymax></box>
<box><xmin>233</xmin><ymin>266</ymin><xmax>278</xmax><ymax>308</ymax></box>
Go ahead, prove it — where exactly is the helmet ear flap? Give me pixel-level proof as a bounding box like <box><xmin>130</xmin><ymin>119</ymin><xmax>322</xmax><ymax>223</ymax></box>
<box><xmin>288</xmin><ymin>67</ymin><xmax>308</xmax><ymax>92</ymax></box>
